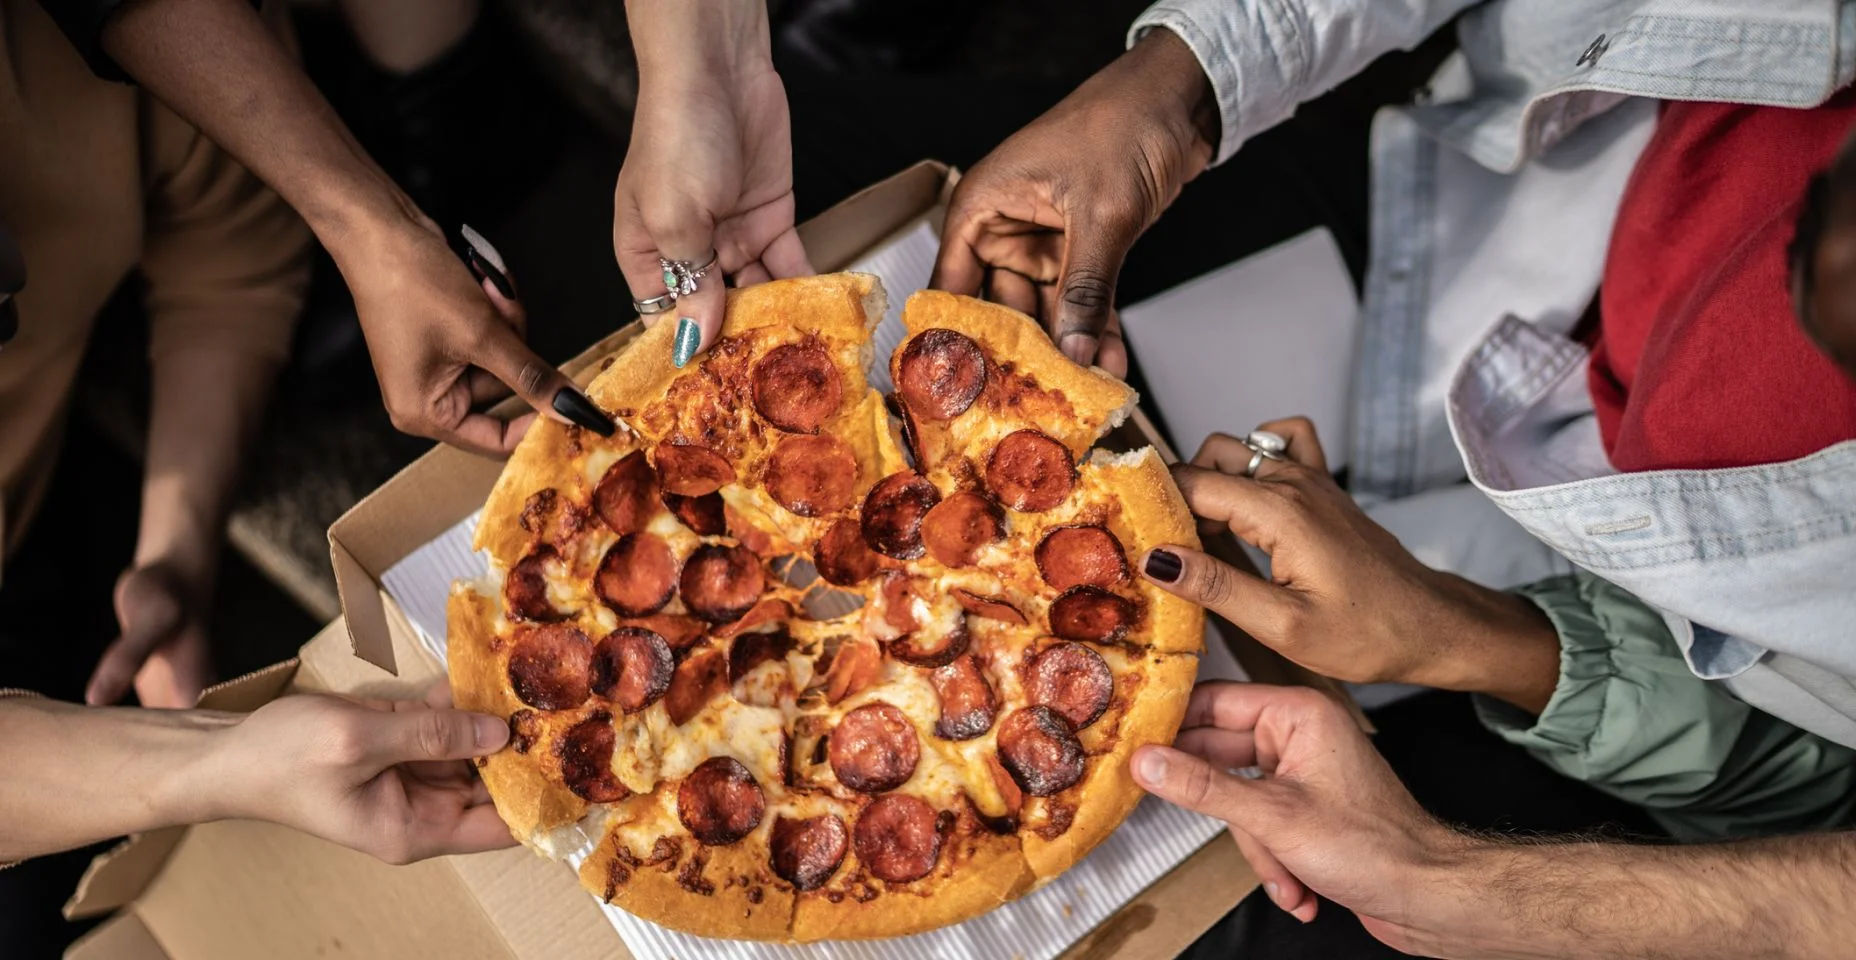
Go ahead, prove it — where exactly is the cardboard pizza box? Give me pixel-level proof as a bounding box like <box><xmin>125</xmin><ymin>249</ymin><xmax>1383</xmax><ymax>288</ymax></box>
<box><xmin>65</xmin><ymin>161</ymin><xmax>1357</xmax><ymax>960</ymax></box>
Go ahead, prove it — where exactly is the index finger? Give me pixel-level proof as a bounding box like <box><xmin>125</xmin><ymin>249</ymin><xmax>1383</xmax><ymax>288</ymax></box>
<box><xmin>1169</xmin><ymin>463</ymin><xmax>1296</xmax><ymax>552</ymax></box>
<box><xmin>445</xmin><ymin>411</ymin><xmax>538</xmax><ymax>459</ymax></box>
<box><xmin>1181</xmin><ymin>681</ymin><xmax>1330</xmax><ymax>733</ymax></box>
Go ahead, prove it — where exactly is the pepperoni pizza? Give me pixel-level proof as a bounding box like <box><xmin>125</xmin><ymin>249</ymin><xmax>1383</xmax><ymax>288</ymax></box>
<box><xmin>449</xmin><ymin>273</ymin><xmax>1204</xmax><ymax>941</ymax></box>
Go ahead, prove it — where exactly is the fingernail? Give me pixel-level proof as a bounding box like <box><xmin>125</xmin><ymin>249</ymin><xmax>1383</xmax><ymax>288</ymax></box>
<box><xmin>552</xmin><ymin>388</ymin><xmax>615</xmax><ymax>437</ymax></box>
<box><xmin>460</xmin><ymin>224</ymin><xmax>516</xmax><ymax>300</ymax></box>
<box><xmin>474</xmin><ymin>714</ymin><xmax>510</xmax><ymax>751</ymax></box>
<box><xmin>1144</xmin><ymin>549</ymin><xmax>1183</xmax><ymax>583</ymax></box>
<box><xmin>1264</xmin><ymin>881</ymin><xmax>1282</xmax><ymax>905</ymax></box>
<box><xmin>1136</xmin><ymin>748</ymin><xmax>1168</xmax><ymax>785</ymax></box>
<box><xmin>1060</xmin><ymin>333</ymin><xmax>1098</xmax><ymax>366</ymax></box>
<box><xmin>672</xmin><ymin>317</ymin><xmax>701</xmax><ymax>368</ymax></box>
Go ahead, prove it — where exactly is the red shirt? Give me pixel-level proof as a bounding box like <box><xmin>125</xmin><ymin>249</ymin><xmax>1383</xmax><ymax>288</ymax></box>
<box><xmin>1592</xmin><ymin>92</ymin><xmax>1856</xmax><ymax>472</ymax></box>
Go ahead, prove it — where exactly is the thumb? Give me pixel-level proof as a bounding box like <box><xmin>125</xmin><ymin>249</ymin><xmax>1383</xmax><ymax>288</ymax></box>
<box><xmin>372</xmin><ymin>708</ymin><xmax>511</xmax><ymax>764</ymax></box>
<box><xmin>1133</xmin><ymin>743</ymin><xmax>1261</xmax><ymax>822</ymax></box>
<box><xmin>87</xmin><ymin>572</ymin><xmax>186</xmax><ymax>704</ymax></box>
<box><xmin>1053</xmin><ymin>209</ymin><xmax>1140</xmax><ymax>367</ymax></box>
<box><xmin>467</xmin><ymin>318</ymin><xmax>613</xmax><ymax>438</ymax></box>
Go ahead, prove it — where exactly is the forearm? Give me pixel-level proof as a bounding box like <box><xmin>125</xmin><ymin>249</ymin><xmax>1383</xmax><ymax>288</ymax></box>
<box><xmin>1417</xmin><ymin>832</ymin><xmax>1856</xmax><ymax>960</ymax></box>
<box><xmin>0</xmin><ymin>699</ymin><xmax>228</xmax><ymax>861</ymax></box>
<box><xmin>101</xmin><ymin>0</ymin><xmax>414</xmax><ymax>251</ymax></box>
<box><xmin>136</xmin><ymin>345</ymin><xmax>277</xmax><ymax>587</ymax></box>
<box><xmin>624</xmin><ymin>0</ymin><xmax>771</xmax><ymax>82</ymax></box>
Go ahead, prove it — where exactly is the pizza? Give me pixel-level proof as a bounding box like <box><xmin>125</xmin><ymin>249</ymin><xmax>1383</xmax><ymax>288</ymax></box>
<box><xmin>448</xmin><ymin>273</ymin><xmax>1203</xmax><ymax>941</ymax></box>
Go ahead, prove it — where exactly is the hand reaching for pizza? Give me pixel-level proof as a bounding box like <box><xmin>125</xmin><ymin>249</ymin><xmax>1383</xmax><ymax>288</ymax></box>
<box><xmin>202</xmin><ymin>688</ymin><xmax>516</xmax><ymax>864</ymax></box>
<box><xmin>930</xmin><ymin>29</ymin><xmax>1220</xmax><ymax>377</ymax></box>
<box><xmin>1131</xmin><ymin>681</ymin><xmax>1460</xmax><ymax>953</ymax></box>
<box><xmin>87</xmin><ymin>562</ymin><xmax>213</xmax><ymax>709</ymax></box>
<box><xmin>613</xmin><ymin>0</ymin><xmax>812</xmax><ymax>369</ymax></box>
<box><xmin>1136</xmin><ymin>418</ymin><xmax>1563</xmax><ymax>713</ymax></box>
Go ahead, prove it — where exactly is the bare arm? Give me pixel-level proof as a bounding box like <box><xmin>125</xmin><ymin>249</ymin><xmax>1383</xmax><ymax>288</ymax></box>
<box><xmin>0</xmin><ymin>694</ymin><xmax>512</xmax><ymax>864</ymax></box>
<box><xmin>96</xmin><ymin>0</ymin><xmax>610</xmax><ymax>454</ymax></box>
<box><xmin>1132</xmin><ymin>682</ymin><xmax>1856</xmax><ymax>960</ymax></box>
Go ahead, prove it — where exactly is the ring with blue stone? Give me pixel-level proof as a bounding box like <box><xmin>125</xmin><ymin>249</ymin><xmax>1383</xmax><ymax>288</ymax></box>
<box><xmin>658</xmin><ymin>249</ymin><xmax>718</xmax><ymax>298</ymax></box>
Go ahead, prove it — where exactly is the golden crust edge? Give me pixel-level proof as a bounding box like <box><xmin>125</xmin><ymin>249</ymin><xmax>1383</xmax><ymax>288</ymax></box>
<box><xmin>578</xmin><ymin>824</ymin><xmax>797</xmax><ymax>942</ymax></box>
<box><xmin>790</xmin><ymin>830</ymin><xmax>1035</xmax><ymax>942</ymax></box>
<box><xmin>446</xmin><ymin>588</ymin><xmax>591</xmax><ymax>846</ymax></box>
<box><xmin>1088</xmin><ymin>446</ymin><xmax>1205</xmax><ymax>656</ymax></box>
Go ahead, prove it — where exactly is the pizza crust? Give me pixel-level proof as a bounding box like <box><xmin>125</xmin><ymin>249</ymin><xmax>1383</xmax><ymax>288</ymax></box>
<box><xmin>791</xmin><ymin>823</ymin><xmax>1034</xmax><ymax>941</ymax></box>
<box><xmin>1084</xmin><ymin>447</ymin><xmax>1205</xmax><ymax>656</ymax></box>
<box><xmin>580</xmin><ymin>822</ymin><xmax>796</xmax><ymax>941</ymax></box>
<box><xmin>447</xmin><ymin>587</ymin><xmax>591</xmax><ymax>844</ymax></box>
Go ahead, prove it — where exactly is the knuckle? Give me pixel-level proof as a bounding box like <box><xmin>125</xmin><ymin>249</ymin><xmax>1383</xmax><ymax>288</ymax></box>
<box><xmin>325</xmin><ymin>718</ymin><xmax>370</xmax><ymax>765</ymax></box>
<box><xmin>416</xmin><ymin>712</ymin><xmax>456</xmax><ymax>759</ymax></box>
<box><xmin>1192</xmin><ymin>560</ymin><xmax>1235</xmax><ymax>610</ymax></box>
<box><xmin>513</xmin><ymin>360</ymin><xmax>550</xmax><ymax>399</ymax></box>
<box><xmin>1059</xmin><ymin>269</ymin><xmax>1115</xmax><ymax>322</ymax></box>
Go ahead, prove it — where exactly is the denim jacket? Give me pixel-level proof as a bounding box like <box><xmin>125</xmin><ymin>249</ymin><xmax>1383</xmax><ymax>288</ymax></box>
<box><xmin>1134</xmin><ymin>0</ymin><xmax>1856</xmax><ymax>835</ymax></box>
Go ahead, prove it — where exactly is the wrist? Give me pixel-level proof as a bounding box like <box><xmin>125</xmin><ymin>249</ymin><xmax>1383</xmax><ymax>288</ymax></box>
<box><xmin>151</xmin><ymin>711</ymin><xmax>243</xmax><ymax>828</ymax></box>
<box><xmin>1422</xmin><ymin>576</ymin><xmax>1561</xmax><ymax>714</ymax></box>
<box><xmin>1122</xmin><ymin>28</ymin><xmax>1220</xmax><ymax>167</ymax></box>
<box><xmin>627</xmin><ymin>0</ymin><xmax>772</xmax><ymax>85</ymax></box>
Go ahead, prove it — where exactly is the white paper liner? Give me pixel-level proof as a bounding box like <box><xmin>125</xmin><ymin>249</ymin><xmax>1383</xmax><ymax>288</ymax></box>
<box><xmin>379</xmin><ymin>222</ymin><xmax>1241</xmax><ymax>959</ymax></box>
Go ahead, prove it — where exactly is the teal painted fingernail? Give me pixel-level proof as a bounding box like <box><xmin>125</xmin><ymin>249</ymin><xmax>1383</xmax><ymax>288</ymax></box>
<box><xmin>672</xmin><ymin>317</ymin><xmax>700</xmax><ymax>368</ymax></box>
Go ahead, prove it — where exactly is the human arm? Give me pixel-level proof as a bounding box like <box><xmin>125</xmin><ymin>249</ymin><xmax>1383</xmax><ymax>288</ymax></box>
<box><xmin>88</xmin><ymin>0</ymin><xmax>609</xmax><ymax>455</ymax></box>
<box><xmin>931</xmin><ymin>0</ymin><xmax>1479</xmax><ymax>371</ymax></box>
<box><xmin>0</xmin><ymin>692</ymin><xmax>513</xmax><ymax>864</ymax></box>
<box><xmin>612</xmin><ymin>0</ymin><xmax>810</xmax><ymax>369</ymax></box>
<box><xmin>1131</xmin><ymin>681</ymin><xmax>1856</xmax><ymax>960</ymax></box>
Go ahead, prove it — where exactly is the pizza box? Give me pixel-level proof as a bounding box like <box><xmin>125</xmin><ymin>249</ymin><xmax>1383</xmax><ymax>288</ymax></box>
<box><xmin>63</xmin><ymin>160</ymin><xmax>1360</xmax><ymax>960</ymax></box>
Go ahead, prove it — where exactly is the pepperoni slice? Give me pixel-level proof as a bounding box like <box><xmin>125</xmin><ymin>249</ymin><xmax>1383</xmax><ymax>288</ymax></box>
<box><xmin>752</xmin><ymin>340</ymin><xmax>844</xmax><ymax>434</ymax></box>
<box><xmin>664</xmin><ymin>649</ymin><xmax>729</xmax><ymax>725</ymax></box>
<box><xmin>595</xmin><ymin>533</ymin><xmax>678</xmax><ymax>617</ymax></box>
<box><xmin>769</xmin><ymin>814</ymin><xmax>848</xmax><ymax>891</ymax></box>
<box><xmin>886</xmin><ymin>394</ymin><xmax>924</xmax><ymax>467</ymax></box>
<box><xmin>952</xmin><ymin>589</ymin><xmax>1027</xmax><ymax>625</ymax></box>
<box><xmin>1047</xmin><ymin>586</ymin><xmax>1137</xmax><ymax>644</ymax></box>
<box><xmin>662</xmin><ymin>491</ymin><xmax>726</xmax><ymax>536</ymax></box>
<box><xmin>504</xmin><ymin>549</ymin><xmax>568</xmax><ymax>622</ymax></box>
<box><xmin>824</xmin><ymin>638</ymin><xmax>882</xmax><ymax>704</ymax></box>
<box><xmin>674</xmin><ymin>756</ymin><xmax>765</xmax><ymax>846</ymax></box>
<box><xmin>887</xmin><ymin>619</ymin><xmax>971</xmax><ymax>669</ymax></box>
<box><xmin>624</xmin><ymin>613</ymin><xmax>707</xmax><ymax>651</ymax></box>
<box><xmin>593</xmin><ymin>451</ymin><xmax>658</xmax><ymax>535</ymax></box>
<box><xmin>679</xmin><ymin>543</ymin><xmax>766</xmax><ymax>623</ymax></box>
<box><xmin>1035</xmin><ymin>525</ymin><xmax>1130</xmax><ymax>590</ymax></box>
<box><xmin>931</xmin><ymin>654</ymin><xmax>997</xmax><ymax>741</ymax></box>
<box><xmin>557</xmin><ymin>714</ymin><xmax>628</xmax><ymax>802</ymax></box>
<box><xmin>986</xmin><ymin>755</ymin><xmax>1025</xmax><ymax>815</ymax></box>
<box><xmin>506</xmin><ymin>623</ymin><xmax>593</xmax><ymax>710</ymax></box>
<box><xmin>654</xmin><ymin>442</ymin><xmax>736</xmax><ymax>497</ymax></box>
<box><xmin>897</xmin><ymin>328</ymin><xmax>986</xmax><ymax>421</ymax></box>
<box><xmin>713</xmin><ymin>598</ymin><xmax>792</xmax><ymax>640</ymax></box>
<box><xmin>920</xmin><ymin>492</ymin><xmax>1003</xmax><ymax>568</ymax></box>
<box><xmin>853</xmin><ymin>794</ymin><xmax>945</xmax><ymax>884</ymax></box>
<box><xmin>591</xmin><ymin>627</ymin><xmax>676</xmax><ymax>714</ymax></box>
<box><xmin>1026</xmin><ymin>642</ymin><xmax>1114</xmax><ymax>730</ymax></box>
<box><xmin>828</xmin><ymin>702</ymin><xmax>920</xmax><ymax>793</ymax></box>
<box><xmin>860</xmin><ymin>472</ymin><xmax>941</xmax><ymax>560</ymax></box>
<box><xmin>764</xmin><ymin>434</ymin><xmax>858</xmax><ymax>517</ymax></box>
<box><xmin>727</xmin><ymin>628</ymin><xmax>794</xmax><ymax>683</ymax></box>
<box><xmin>814</xmin><ymin>518</ymin><xmax>881</xmax><ymax>586</ymax></box>
<box><xmin>985</xmin><ymin>430</ymin><xmax>1076</xmax><ymax>513</ymax></box>
<box><xmin>997</xmin><ymin>706</ymin><xmax>1086</xmax><ymax>797</ymax></box>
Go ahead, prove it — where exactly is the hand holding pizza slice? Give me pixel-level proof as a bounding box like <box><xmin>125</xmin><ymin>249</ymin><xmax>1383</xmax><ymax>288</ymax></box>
<box><xmin>448</xmin><ymin>273</ymin><xmax>1203</xmax><ymax>941</ymax></box>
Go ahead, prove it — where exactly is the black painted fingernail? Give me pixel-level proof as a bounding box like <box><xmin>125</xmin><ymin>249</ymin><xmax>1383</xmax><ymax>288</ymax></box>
<box><xmin>461</xmin><ymin>224</ymin><xmax>517</xmax><ymax>301</ymax></box>
<box><xmin>1144</xmin><ymin>549</ymin><xmax>1183</xmax><ymax>583</ymax></box>
<box><xmin>552</xmin><ymin>388</ymin><xmax>615</xmax><ymax>436</ymax></box>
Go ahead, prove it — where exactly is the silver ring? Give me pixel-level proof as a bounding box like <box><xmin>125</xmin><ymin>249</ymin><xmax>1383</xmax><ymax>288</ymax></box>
<box><xmin>633</xmin><ymin>293</ymin><xmax>677</xmax><ymax>316</ymax></box>
<box><xmin>1239</xmin><ymin>429</ymin><xmax>1288</xmax><ymax>478</ymax></box>
<box><xmin>658</xmin><ymin>250</ymin><xmax>719</xmax><ymax>298</ymax></box>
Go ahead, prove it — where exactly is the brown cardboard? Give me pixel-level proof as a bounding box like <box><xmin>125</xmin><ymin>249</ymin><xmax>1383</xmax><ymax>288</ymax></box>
<box><xmin>76</xmin><ymin>161</ymin><xmax>1352</xmax><ymax>960</ymax></box>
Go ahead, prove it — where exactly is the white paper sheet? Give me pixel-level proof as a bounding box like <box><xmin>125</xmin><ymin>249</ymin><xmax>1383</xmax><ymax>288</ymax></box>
<box><xmin>380</xmin><ymin>221</ymin><xmax>1248</xmax><ymax>960</ymax></box>
<box><xmin>1119</xmin><ymin>228</ymin><xmax>1358</xmax><ymax>473</ymax></box>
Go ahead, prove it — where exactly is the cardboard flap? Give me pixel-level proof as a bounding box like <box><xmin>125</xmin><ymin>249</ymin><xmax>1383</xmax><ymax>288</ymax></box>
<box><xmin>65</xmin><ymin>909</ymin><xmax>171</xmax><ymax>960</ymax></box>
<box><xmin>799</xmin><ymin>160</ymin><xmax>951</xmax><ymax>272</ymax></box>
<box><xmin>64</xmin><ymin>828</ymin><xmax>186</xmax><ymax>921</ymax></box>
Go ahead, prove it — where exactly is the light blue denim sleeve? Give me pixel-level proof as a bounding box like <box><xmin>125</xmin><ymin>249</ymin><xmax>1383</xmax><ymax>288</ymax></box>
<box><xmin>1128</xmin><ymin>0</ymin><xmax>1482</xmax><ymax>164</ymax></box>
